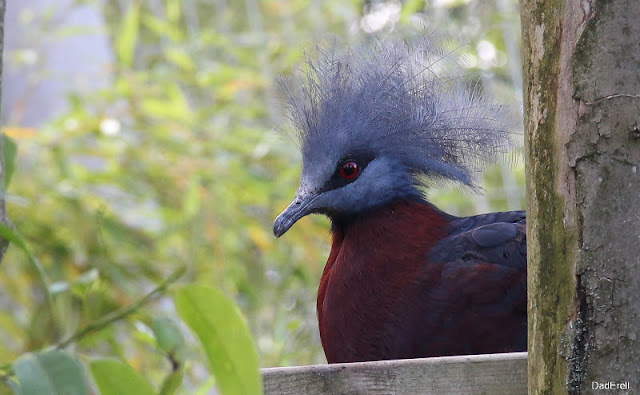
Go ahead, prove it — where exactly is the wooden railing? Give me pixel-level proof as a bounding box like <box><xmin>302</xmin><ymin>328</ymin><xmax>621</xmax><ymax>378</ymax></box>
<box><xmin>261</xmin><ymin>352</ymin><xmax>527</xmax><ymax>394</ymax></box>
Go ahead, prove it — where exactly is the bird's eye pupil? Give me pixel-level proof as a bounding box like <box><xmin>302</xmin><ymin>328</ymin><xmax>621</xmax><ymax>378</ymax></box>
<box><xmin>340</xmin><ymin>161</ymin><xmax>359</xmax><ymax>179</ymax></box>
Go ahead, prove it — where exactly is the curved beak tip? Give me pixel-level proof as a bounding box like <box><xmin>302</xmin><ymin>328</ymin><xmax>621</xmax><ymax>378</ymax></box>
<box><xmin>273</xmin><ymin>192</ymin><xmax>316</xmax><ymax>238</ymax></box>
<box><xmin>273</xmin><ymin>219</ymin><xmax>286</xmax><ymax>238</ymax></box>
<box><xmin>273</xmin><ymin>209</ymin><xmax>295</xmax><ymax>238</ymax></box>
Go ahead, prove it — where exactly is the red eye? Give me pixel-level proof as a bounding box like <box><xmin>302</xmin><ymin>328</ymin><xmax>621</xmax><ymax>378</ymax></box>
<box><xmin>339</xmin><ymin>161</ymin><xmax>359</xmax><ymax>179</ymax></box>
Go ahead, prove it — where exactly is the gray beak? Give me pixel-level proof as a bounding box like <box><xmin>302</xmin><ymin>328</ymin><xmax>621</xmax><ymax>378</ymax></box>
<box><xmin>273</xmin><ymin>189</ymin><xmax>320</xmax><ymax>237</ymax></box>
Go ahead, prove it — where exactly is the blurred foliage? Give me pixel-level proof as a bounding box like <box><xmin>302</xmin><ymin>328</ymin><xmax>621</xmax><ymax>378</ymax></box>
<box><xmin>0</xmin><ymin>0</ymin><xmax>524</xmax><ymax>392</ymax></box>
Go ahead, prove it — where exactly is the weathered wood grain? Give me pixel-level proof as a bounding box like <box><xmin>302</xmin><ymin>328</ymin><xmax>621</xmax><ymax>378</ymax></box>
<box><xmin>262</xmin><ymin>352</ymin><xmax>527</xmax><ymax>394</ymax></box>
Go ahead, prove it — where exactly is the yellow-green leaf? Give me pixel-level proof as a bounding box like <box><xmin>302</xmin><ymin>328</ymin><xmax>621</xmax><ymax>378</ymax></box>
<box><xmin>159</xmin><ymin>369</ymin><xmax>183</xmax><ymax>395</ymax></box>
<box><xmin>90</xmin><ymin>359</ymin><xmax>155</xmax><ymax>395</ymax></box>
<box><xmin>400</xmin><ymin>0</ymin><xmax>425</xmax><ymax>23</ymax></box>
<box><xmin>174</xmin><ymin>285</ymin><xmax>261</xmax><ymax>395</ymax></box>
<box><xmin>115</xmin><ymin>3</ymin><xmax>140</xmax><ymax>66</ymax></box>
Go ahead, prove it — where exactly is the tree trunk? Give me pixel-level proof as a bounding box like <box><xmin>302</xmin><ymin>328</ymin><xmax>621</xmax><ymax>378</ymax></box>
<box><xmin>0</xmin><ymin>0</ymin><xmax>9</xmax><ymax>260</ymax></box>
<box><xmin>521</xmin><ymin>0</ymin><xmax>640</xmax><ymax>393</ymax></box>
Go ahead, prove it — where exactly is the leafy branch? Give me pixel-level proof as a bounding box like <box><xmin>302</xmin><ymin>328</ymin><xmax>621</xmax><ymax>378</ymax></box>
<box><xmin>56</xmin><ymin>265</ymin><xmax>187</xmax><ymax>349</ymax></box>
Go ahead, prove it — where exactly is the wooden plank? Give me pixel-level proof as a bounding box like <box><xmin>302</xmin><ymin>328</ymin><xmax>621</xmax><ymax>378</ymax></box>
<box><xmin>262</xmin><ymin>352</ymin><xmax>527</xmax><ymax>394</ymax></box>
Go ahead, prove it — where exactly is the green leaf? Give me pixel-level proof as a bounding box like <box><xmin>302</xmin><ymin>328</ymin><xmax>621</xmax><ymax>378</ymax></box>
<box><xmin>115</xmin><ymin>3</ymin><xmax>140</xmax><ymax>66</ymax></box>
<box><xmin>181</xmin><ymin>175</ymin><xmax>201</xmax><ymax>219</ymax></box>
<box><xmin>1</xmin><ymin>133</ymin><xmax>17</xmax><ymax>189</ymax></box>
<box><xmin>89</xmin><ymin>359</ymin><xmax>155</xmax><ymax>395</ymax></box>
<box><xmin>174</xmin><ymin>285</ymin><xmax>262</xmax><ymax>395</ymax></box>
<box><xmin>0</xmin><ymin>224</ymin><xmax>51</xmax><ymax>295</ymax></box>
<box><xmin>165</xmin><ymin>0</ymin><xmax>181</xmax><ymax>25</ymax></box>
<box><xmin>0</xmin><ymin>224</ymin><xmax>26</xmax><ymax>252</ymax></box>
<box><xmin>141</xmin><ymin>14</ymin><xmax>183</xmax><ymax>42</ymax></box>
<box><xmin>140</xmin><ymin>84</ymin><xmax>191</xmax><ymax>121</ymax></box>
<box><xmin>151</xmin><ymin>317</ymin><xmax>185</xmax><ymax>362</ymax></box>
<box><xmin>165</xmin><ymin>48</ymin><xmax>195</xmax><ymax>71</ymax></box>
<box><xmin>399</xmin><ymin>0</ymin><xmax>425</xmax><ymax>23</ymax></box>
<box><xmin>13</xmin><ymin>350</ymin><xmax>88</xmax><ymax>395</ymax></box>
<box><xmin>158</xmin><ymin>369</ymin><xmax>183</xmax><ymax>395</ymax></box>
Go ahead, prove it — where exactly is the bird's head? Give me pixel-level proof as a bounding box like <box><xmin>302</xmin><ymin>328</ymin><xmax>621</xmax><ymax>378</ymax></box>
<box><xmin>274</xmin><ymin>36</ymin><xmax>515</xmax><ymax>237</ymax></box>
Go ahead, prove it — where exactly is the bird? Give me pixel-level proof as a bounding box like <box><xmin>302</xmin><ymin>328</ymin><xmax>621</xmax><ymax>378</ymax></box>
<box><xmin>273</xmin><ymin>36</ymin><xmax>526</xmax><ymax>364</ymax></box>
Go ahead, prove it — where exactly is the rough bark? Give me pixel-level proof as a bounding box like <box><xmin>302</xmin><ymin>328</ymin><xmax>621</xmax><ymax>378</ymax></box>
<box><xmin>521</xmin><ymin>0</ymin><xmax>640</xmax><ymax>393</ymax></box>
<box><xmin>0</xmin><ymin>0</ymin><xmax>9</xmax><ymax>260</ymax></box>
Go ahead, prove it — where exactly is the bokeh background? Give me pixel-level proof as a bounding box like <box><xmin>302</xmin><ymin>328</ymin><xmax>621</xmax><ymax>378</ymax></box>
<box><xmin>1</xmin><ymin>0</ymin><xmax>523</xmax><ymax>390</ymax></box>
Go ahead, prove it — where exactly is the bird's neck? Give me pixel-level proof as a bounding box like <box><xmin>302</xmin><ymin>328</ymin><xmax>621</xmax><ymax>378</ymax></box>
<box><xmin>317</xmin><ymin>199</ymin><xmax>452</xmax><ymax>362</ymax></box>
<box><xmin>327</xmin><ymin>197</ymin><xmax>452</xmax><ymax>247</ymax></box>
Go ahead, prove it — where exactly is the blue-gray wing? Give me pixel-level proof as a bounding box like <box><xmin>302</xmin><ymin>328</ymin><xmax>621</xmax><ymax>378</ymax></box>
<box><xmin>430</xmin><ymin>210</ymin><xmax>526</xmax><ymax>270</ymax></box>
<box><xmin>396</xmin><ymin>210</ymin><xmax>527</xmax><ymax>357</ymax></box>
